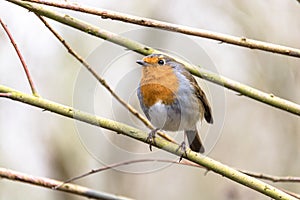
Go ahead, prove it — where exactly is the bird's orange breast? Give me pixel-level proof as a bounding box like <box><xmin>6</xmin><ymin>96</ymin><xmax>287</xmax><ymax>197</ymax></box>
<box><xmin>140</xmin><ymin>66</ymin><xmax>179</xmax><ymax>107</ymax></box>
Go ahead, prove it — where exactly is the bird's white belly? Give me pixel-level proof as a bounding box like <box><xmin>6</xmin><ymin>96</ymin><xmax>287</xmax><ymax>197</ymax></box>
<box><xmin>148</xmin><ymin>94</ymin><xmax>200</xmax><ymax>131</ymax></box>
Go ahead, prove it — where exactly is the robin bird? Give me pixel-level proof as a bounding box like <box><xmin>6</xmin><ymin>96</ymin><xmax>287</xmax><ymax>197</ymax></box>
<box><xmin>137</xmin><ymin>53</ymin><xmax>213</xmax><ymax>153</ymax></box>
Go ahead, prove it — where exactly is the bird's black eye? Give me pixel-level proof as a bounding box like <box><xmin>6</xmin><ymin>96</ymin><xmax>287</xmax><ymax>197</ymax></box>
<box><xmin>158</xmin><ymin>59</ymin><xmax>165</xmax><ymax>65</ymax></box>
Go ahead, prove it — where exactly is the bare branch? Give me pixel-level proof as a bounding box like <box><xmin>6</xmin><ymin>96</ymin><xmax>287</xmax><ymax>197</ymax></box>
<box><xmin>19</xmin><ymin>0</ymin><xmax>300</xmax><ymax>58</ymax></box>
<box><xmin>282</xmin><ymin>190</ymin><xmax>300</xmax><ymax>200</ymax></box>
<box><xmin>0</xmin><ymin>18</ymin><xmax>39</xmax><ymax>97</ymax></box>
<box><xmin>0</xmin><ymin>167</ymin><xmax>132</xmax><ymax>200</ymax></box>
<box><xmin>60</xmin><ymin>159</ymin><xmax>204</xmax><ymax>186</ymax></box>
<box><xmin>64</xmin><ymin>158</ymin><xmax>300</xmax><ymax>185</ymax></box>
<box><xmin>239</xmin><ymin>169</ymin><xmax>300</xmax><ymax>183</ymax></box>
<box><xmin>188</xmin><ymin>67</ymin><xmax>300</xmax><ymax>116</ymax></box>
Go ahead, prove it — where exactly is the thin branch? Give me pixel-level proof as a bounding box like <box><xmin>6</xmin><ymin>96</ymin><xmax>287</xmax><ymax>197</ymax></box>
<box><xmin>239</xmin><ymin>169</ymin><xmax>300</xmax><ymax>183</ymax></box>
<box><xmin>0</xmin><ymin>167</ymin><xmax>132</xmax><ymax>200</ymax></box>
<box><xmin>282</xmin><ymin>190</ymin><xmax>300</xmax><ymax>200</ymax></box>
<box><xmin>0</xmin><ymin>18</ymin><xmax>39</xmax><ymax>97</ymax></box>
<box><xmin>35</xmin><ymin>15</ymin><xmax>176</xmax><ymax>144</ymax></box>
<box><xmin>65</xmin><ymin>158</ymin><xmax>300</xmax><ymax>185</ymax></box>
<box><xmin>189</xmin><ymin>67</ymin><xmax>300</xmax><ymax>116</ymax></box>
<box><xmin>0</xmin><ymin>84</ymin><xmax>297</xmax><ymax>200</ymax></box>
<box><xmin>0</xmin><ymin>92</ymin><xmax>12</xmax><ymax>97</ymax></box>
<box><xmin>20</xmin><ymin>0</ymin><xmax>300</xmax><ymax>58</ymax></box>
<box><xmin>60</xmin><ymin>159</ymin><xmax>203</xmax><ymax>186</ymax></box>
<box><xmin>62</xmin><ymin>159</ymin><xmax>300</xmax><ymax>198</ymax></box>
<box><xmin>6</xmin><ymin>0</ymin><xmax>300</xmax><ymax>117</ymax></box>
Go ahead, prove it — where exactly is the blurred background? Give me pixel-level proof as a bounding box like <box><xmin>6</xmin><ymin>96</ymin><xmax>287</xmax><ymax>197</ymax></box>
<box><xmin>1</xmin><ymin>0</ymin><xmax>300</xmax><ymax>199</ymax></box>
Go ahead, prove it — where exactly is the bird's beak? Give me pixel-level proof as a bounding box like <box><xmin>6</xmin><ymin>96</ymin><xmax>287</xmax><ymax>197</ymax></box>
<box><xmin>136</xmin><ymin>60</ymin><xmax>147</xmax><ymax>66</ymax></box>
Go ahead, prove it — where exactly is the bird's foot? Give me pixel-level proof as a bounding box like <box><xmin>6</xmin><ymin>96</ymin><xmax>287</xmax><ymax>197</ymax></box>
<box><xmin>146</xmin><ymin>128</ymin><xmax>159</xmax><ymax>151</ymax></box>
<box><xmin>176</xmin><ymin>141</ymin><xmax>188</xmax><ymax>162</ymax></box>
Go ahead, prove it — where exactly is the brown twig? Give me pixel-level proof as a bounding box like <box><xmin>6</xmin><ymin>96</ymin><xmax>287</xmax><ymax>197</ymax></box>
<box><xmin>59</xmin><ymin>158</ymin><xmax>203</xmax><ymax>186</ymax></box>
<box><xmin>239</xmin><ymin>169</ymin><xmax>300</xmax><ymax>183</ymax></box>
<box><xmin>282</xmin><ymin>190</ymin><xmax>300</xmax><ymax>200</ymax></box>
<box><xmin>35</xmin><ymin>15</ymin><xmax>175</xmax><ymax>143</ymax></box>
<box><xmin>60</xmin><ymin>157</ymin><xmax>300</xmax><ymax>185</ymax></box>
<box><xmin>0</xmin><ymin>167</ymin><xmax>132</xmax><ymax>200</ymax></box>
<box><xmin>0</xmin><ymin>18</ymin><xmax>39</xmax><ymax>97</ymax></box>
<box><xmin>20</xmin><ymin>0</ymin><xmax>300</xmax><ymax>58</ymax></box>
<box><xmin>61</xmin><ymin>159</ymin><xmax>300</xmax><ymax>198</ymax></box>
<box><xmin>0</xmin><ymin>92</ymin><xmax>12</xmax><ymax>97</ymax></box>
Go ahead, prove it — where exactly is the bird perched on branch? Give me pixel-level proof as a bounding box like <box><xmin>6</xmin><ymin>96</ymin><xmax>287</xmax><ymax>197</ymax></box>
<box><xmin>137</xmin><ymin>54</ymin><xmax>213</xmax><ymax>153</ymax></box>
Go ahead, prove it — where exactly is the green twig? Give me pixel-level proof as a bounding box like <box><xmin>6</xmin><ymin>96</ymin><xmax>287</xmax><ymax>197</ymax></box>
<box><xmin>0</xmin><ymin>84</ymin><xmax>297</xmax><ymax>200</ymax></box>
<box><xmin>189</xmin><ymin>67</ymin><xmax>300</xmax><ymax>116</ymax></box>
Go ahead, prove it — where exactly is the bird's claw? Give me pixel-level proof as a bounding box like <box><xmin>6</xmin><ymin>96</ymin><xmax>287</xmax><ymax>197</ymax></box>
<box><xmin>146</xmin><ymin>128</ymin><xmax>159</xmax><ymax>151</ymax></box>
<box><xmin>176</xmin><ymin>141</ymin><xmax>188</xmax><ymax>162</ymax></box>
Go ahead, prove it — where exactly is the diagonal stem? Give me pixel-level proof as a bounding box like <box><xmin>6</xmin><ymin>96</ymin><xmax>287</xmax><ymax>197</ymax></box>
<box><xmin>0</xmin><ymin>18</ymin><xmax>39</xmax><ymax>97</ymax></box>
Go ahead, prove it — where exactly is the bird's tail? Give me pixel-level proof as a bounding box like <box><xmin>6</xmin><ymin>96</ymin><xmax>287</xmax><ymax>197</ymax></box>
<box><xmin>185</xmin><ymin>129</ymin><xmax>205</xmax><ymax>153</ymax></box>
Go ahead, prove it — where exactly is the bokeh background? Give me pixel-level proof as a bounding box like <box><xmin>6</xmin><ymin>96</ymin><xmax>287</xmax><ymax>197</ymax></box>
<box><xmin>1</xmin><ymin>1</ymin><xmax>300</xmax><ymax>199</ymax></box>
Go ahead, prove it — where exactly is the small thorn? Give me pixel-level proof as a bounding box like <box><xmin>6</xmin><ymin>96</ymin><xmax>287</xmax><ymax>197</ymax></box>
<box><xmin>53</xmin><ymin>183</ymin><xmax>64</xmax><ymax>190</ymax></box>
